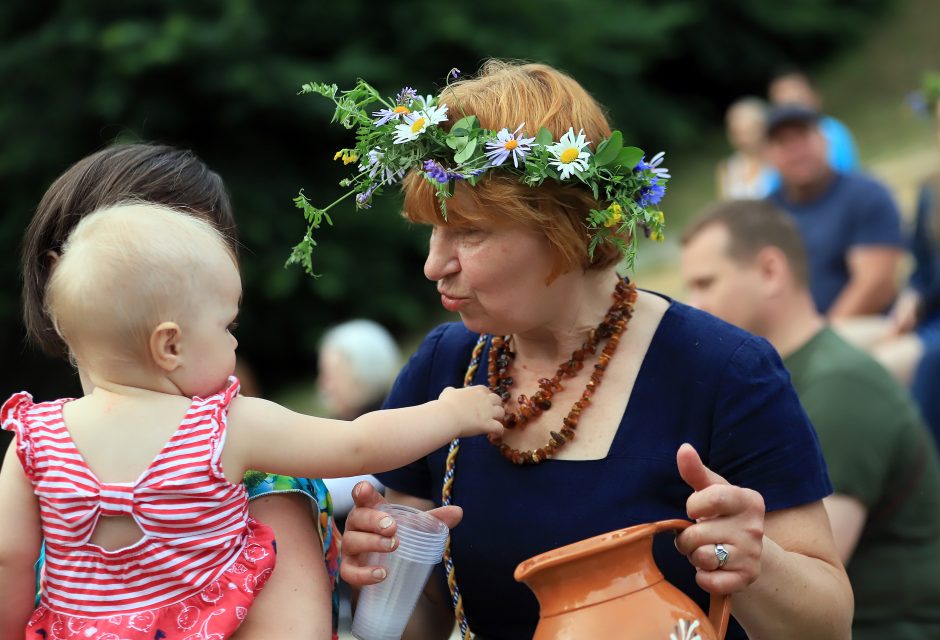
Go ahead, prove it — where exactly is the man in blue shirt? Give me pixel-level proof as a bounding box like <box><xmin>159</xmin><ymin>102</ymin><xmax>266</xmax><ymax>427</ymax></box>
<box><xmin>769</xmin><ymin>70</ymin><xmax>858</xmax><ymax>173</ymax></box>
<box><xmin>765</xmin><ymin>105</ymin><xmax>903</xmax><ymax>316</ymax></box>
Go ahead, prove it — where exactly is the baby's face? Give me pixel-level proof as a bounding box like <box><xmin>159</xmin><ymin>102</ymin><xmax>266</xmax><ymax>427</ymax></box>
<box><xmin>175</xmin><ymin>253</ymin><xmax>242</xmax><ymax>398</ymax></box>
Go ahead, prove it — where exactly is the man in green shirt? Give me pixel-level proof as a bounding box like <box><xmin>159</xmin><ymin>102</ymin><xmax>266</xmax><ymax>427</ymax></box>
<box><xmin>680</xmin><ymin>198</ymin><xmax>940</xmax><ymax>639</ymax></box>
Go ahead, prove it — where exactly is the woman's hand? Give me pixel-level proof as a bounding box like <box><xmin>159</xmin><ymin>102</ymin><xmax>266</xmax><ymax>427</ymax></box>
<box><xmin>674</xmin><ymin>443</ymin><xmax>765</xmax><ymax>595</ymax></box>
<box><xmin>340</xmin><ymin>482</ymin><xmax>463</xmax><ymax>587</ymax></box>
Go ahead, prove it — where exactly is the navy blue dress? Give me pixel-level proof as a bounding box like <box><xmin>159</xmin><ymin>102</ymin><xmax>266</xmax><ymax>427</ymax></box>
<box><xmin>376</xmin><ymin>299</ymin><xmax>832</xmax><ymax>639</ymax></box>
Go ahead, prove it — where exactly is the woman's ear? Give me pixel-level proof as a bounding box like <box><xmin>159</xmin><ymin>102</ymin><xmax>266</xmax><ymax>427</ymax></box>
<box><xmin>150</xmin><ymin>322</ymin><xmax>183</xmax><ymax>372</ymax></box>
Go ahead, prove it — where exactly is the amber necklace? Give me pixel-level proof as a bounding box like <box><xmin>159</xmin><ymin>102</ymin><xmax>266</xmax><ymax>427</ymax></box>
<box><xmin>486</xmin><ymin>279</ymin><xmax>637</xmax><ymax>464</ymax></box>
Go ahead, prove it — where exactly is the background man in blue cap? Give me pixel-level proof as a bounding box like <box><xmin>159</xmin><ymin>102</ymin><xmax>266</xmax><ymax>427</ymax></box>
<box><xmin>765</xmin><ymin>103</ymin><xmax>903</xmax><ymax>317</ymax></box>
<box><xmin>768</xmin><ymin>69</ymin><xmax>859</xmax><ymax>173</ymax></box>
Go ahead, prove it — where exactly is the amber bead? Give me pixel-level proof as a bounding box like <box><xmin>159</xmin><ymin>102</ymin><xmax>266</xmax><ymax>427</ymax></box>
<box><xmin>487</xmin><ymin>280</ymin><xmax>636</xmax><ymax>465</ymax></box>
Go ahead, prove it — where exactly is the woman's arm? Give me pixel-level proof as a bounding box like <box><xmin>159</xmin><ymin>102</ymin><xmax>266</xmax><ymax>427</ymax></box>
<box><xmin>0</xmin><ymin>445</ymin><xmax>43</xmax><ymax>638</ymax></box>
<box><xmin>231</xmin><ymin>493</ymin><xmax>333</xmax><ymax>640</ymax></box>
<box><xmin>675</xmin><ymin>444</ymin><xmax>852</xmax><ymax>640</ymax></box>
<box><xmin>733</xmin><ymin>501</ymin><xmax>853</xmax><ymax>639</ymax></box>
<box><xmin>341</xmin><ymin>483</ymin><xmax>460</xmax><ymax>640</ymax></box>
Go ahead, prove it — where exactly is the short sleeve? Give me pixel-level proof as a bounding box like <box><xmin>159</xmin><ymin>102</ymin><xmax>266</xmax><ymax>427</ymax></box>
<box><xmin>2</xmin><ymin>392</ymin><xmax>36</xmax><ymax>478</ymax></box>
<box><xmin>244</xmin><ymin>472</ymin><xmax>334</xmax><ymax>543</ymax></box>
<box><xmin>206</xmin><ymin>376</ymin><xmax>241</xmax><ymax>478</ymax></box>
<box><xmin>797</xmin><ymin>371</ymin><xmax>913</xmax><ymax>508</ymax></box>
<box><xmin>373</xmin><ymin>324</ymin><xmax>452</xmax><ymax>501</ymax></box>
<box><xmin>850</xmin><ymin>179</ymin><xmax>903</xmax><ymax>249</ymax></box>
<box><xmin>707</xmin><ymin>337</ymin><xmax>832</xmax><ymax>511</ymax></box>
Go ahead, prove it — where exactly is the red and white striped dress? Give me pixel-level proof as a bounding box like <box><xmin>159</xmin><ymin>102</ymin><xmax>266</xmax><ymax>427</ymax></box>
<box><xmin>1</xmin><ymin>377</ymin><xmax>276</xmax><ymax>640</ymax></box>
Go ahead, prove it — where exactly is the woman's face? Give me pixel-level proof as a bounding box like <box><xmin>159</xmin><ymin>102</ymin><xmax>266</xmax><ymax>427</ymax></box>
<box><xmin>726</xmin><ymin>107</ymin><xmax>766</xmax><ymax>155</ymax></box>
<box><xmin>423</xmin><ymin>189</ymin><xmax>573</xmax><ymax>335</ymax></box>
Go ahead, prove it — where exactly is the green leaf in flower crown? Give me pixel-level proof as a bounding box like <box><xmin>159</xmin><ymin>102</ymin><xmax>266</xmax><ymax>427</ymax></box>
<box><xmin>613</xmin><ymin>146</ymin><xmax>644</xmax><ymax>170</ymax></box>
<box><xmin>544</xmin><ymin>163</ymin><xmax>561</xmax><ymax>180</ymax></box>
<box><xmin>299</xmin><ymin>82</ymin><xmax>338</xmax><ymax>98</ymax></box>
<box><xmin>594</xmin><ymin>131</ymin><xmax>623</xmax><ymax>167</ymax></box>
<box><xmin>535</xmin><ymin>127</ymin><xmax>554</xmax><ymax>146</ymax></box>
<box><xmin>446</xmin><ymin>135</ymin><xmax>468</xmax><ymax>151</ymax></box>
<box><xmin>453</xmin><ymin>137</ymin><xmax>478</xmax><ymax>164</ymax></box>
<box><xmin>450</xmin><ymin>115</ymin><xmax>480</xmax><ymax>137</ymax></box>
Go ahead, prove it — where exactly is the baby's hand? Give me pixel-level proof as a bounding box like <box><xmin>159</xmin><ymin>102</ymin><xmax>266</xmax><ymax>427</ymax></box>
<box><xmin>438</xmin><ymin>386</ymin><xmax>505</xmax><ymax>438</ymax></box>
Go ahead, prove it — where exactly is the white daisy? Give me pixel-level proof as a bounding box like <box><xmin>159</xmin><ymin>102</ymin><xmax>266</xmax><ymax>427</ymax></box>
<box><xmin>423</xmin><ymin>103</ymin><xmax>449</xmax><ymax>126</ymax></box>
<box><xmin>412</xmin><ymin>94</ymin><xmax>437</xmax><ymax>109</ymax></box>
<box><xmin>547</xmin><ymin>127</ymin><xmax>591</xmax><ymax>180</ymax></box>
<box><xmin>392</xmin><ymin>103</ymin><xmax>449</xmax><ymax>144</ymax></box>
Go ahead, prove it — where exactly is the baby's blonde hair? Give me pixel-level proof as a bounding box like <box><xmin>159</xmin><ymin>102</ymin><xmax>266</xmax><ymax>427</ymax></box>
<box><xmin>45</xmin><ymin>201</ymin><xmax>237</xmax><ymax>364</ymax></box>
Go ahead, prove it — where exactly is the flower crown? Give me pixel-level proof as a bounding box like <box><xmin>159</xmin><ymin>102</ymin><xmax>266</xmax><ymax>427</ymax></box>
<box><xmin>288</xmin><ymin>71</ymin><xmax>670</xmax><ymax>275</ymax></box>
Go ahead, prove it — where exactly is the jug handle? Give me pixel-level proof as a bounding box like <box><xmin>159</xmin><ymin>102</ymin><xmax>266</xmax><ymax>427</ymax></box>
<box><xmin>652</xmin><ymin>519</ymin><xmax>731</xmax><ymax>640</ymax></box>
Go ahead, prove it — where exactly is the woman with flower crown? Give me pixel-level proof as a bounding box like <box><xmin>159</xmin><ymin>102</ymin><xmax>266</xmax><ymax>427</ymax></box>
<box><xmin>297</xmin><ymin>60</ymin><xmax>852</xmax><ymax>639</ymax></box>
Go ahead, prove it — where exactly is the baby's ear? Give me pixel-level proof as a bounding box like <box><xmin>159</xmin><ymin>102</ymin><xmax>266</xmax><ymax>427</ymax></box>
<box><xmin>150</xmin><ymin>321</ymin><xmax>183</xmax><ymax>372</ymax></box>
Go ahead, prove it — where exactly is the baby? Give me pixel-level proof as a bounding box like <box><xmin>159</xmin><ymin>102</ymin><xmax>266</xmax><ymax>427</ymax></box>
<box><xmin>0</xmin><ymin>202</ymin><xmax>503</xmax><ymax>640</ymax></box>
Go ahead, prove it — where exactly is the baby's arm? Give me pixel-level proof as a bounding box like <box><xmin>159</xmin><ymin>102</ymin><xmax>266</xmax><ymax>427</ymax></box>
<box><xmin>223</xmin><ymin>386</ymin><xmax>503</xmax><ymax>482</ymax></box>
<box><xmin>0</xmin><ymin>445</ymin><xmax>43</xmax><ymax>636</ymax></box>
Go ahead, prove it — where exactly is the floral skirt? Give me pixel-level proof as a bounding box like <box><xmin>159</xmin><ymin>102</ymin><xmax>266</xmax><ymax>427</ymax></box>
<box><xmin>25</xmin><ymin>518</ymin><xmax>277</xmax><ymax>640</ymax></box>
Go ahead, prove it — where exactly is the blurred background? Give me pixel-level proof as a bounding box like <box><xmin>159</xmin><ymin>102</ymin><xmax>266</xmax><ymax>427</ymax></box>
<box><xmin>1</xmin><ymin>0</ymin><xmax>937</xmax><ymax>418</ymax></box>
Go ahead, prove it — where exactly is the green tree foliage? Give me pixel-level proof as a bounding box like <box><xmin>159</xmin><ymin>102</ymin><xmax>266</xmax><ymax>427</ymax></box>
<box><xmin>0</xmin><ymin>0</ymin><xmax>892</xmax><ymax>402</ymax></box>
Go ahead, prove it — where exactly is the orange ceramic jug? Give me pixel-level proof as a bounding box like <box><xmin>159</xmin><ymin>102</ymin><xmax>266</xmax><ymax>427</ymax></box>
<box><xmin>515</xmin><ymin>519</ymin><xmax>730</xmax><ymax>640</ymax></box>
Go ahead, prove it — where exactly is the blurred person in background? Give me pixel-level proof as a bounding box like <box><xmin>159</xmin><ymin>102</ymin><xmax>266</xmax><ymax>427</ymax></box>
<box><xmin>715</xmin><ymin>97</ymin><xmax>777</xmax><ymax>199</ymax></box>
<box><xmin>17</xmin><ymin>143</ymin><xmax>339</xmax><ymax>639</ymax></box>
<box><xmin>769</xmin><ymin>69</ymin><xmax>859</xmax><ymax>173</ymax></box>
<box><xmin>765</xmin><ymin>104</ymin><xmax>903</xmax><ymax>317</ymax></box>
<box><xmin>316</xmin><ymin>319</ymin><xmax>401</xmax><ymax>518</ymax></box>
<box><xmin>681</xmin><ymin>199</ymin><xmax>940</xmax><ymax>640</ymax></box>
<box><xmin>835</xmin><ymin>85</ymin><xmax>940</xmax><ymax>437</ymax></box>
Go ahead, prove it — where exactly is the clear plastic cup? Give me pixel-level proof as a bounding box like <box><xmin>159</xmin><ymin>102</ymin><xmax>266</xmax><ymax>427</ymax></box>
<box><xmin>352</xmin><ymin>504</ymin><xmax>450</xmax><ymax>640</ymax></box>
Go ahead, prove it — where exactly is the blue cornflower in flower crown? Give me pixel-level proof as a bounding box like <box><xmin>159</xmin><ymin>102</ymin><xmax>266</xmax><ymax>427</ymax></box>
<box><xmin>289</xmin><ymin>71</ymin><xmax>671</xmax><ymax>276</ymax></box>
<box><xmin>423</xmin><ymin>160</ymin><xmax>485</xmax><ymax>183</ymax></box>
<box><xmin>637</xmin><ymin>182</ymin><xmax>666</xmax><ymax>208</ymax></box>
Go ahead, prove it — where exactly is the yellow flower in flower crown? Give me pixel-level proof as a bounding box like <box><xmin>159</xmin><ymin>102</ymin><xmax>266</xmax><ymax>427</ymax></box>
<box><xmin>333</xmin><ymin>149</ymin><xmax>359</xmax><ymax>165</ymax></box>
<box><xmin>650</xmin><ymin>210</ymin><xmax>665</xmax><ymax>242</ymax></box>
<box><xmin>605</xmin><ymin>203</ymin><xmax>624</xmax><ymax>228</ymax></box>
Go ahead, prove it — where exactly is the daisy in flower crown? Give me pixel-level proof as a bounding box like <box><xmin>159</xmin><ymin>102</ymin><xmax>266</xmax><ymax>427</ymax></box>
<box><xmin>288</xmin><ymin>64</ymin><xmax>670</xmax><ymax>275</ymax></box>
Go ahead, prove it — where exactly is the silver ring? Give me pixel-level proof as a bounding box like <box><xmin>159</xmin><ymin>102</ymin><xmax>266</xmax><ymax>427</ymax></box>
<box><xmin>714</xmin><ymin>543</ymin><xmax>729</xmax><ymax>569</ymax></box>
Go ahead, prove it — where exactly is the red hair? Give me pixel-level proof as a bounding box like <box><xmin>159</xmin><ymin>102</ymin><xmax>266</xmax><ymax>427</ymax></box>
<box><xmin>402</xmin><ymin>60</ymin><xmax>626</xmax><ymax>280</ymax></box>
